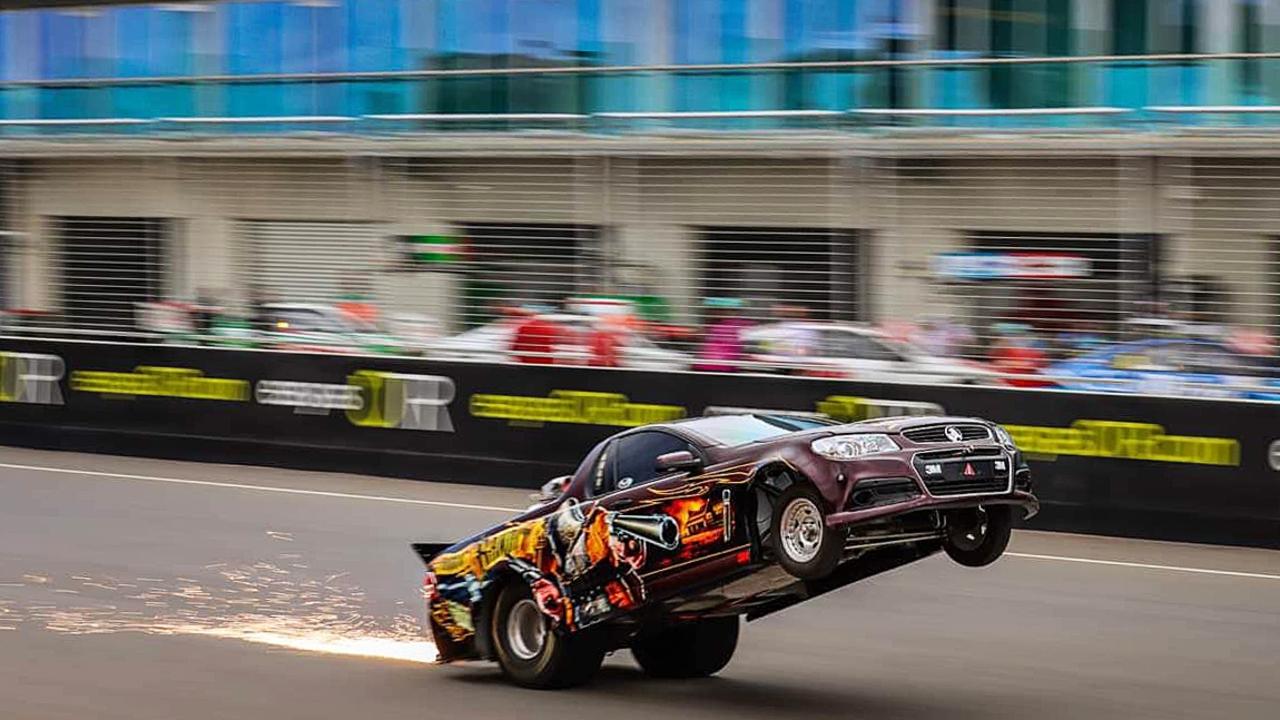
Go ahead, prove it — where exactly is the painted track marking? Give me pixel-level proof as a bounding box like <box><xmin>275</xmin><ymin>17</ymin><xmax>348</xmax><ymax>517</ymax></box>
<box><xmin>1006</xmin><ymin>552</ymin><xmax>1280</xmax><ymax>582</ymax></box>
<box><xmin>2</xmin><ymin>460</ymin><xmax>1277</xmax><ymax>581</ymax></box>
<box><xmin>0</xmin><ymin>461</ymin><xmax>520</xmax><ymax>513</ymax></box>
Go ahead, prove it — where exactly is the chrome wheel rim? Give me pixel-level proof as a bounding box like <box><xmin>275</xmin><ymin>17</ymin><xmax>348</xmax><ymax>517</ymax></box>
<box><xmin>780</xmin><ymin>497</ymin><xmax>823</xmax><ymax>563</ymax></box>
<box><xmin>506</xmin><ymin>598</ymin><xmax>547</xmax><ymax>661</ymax></box>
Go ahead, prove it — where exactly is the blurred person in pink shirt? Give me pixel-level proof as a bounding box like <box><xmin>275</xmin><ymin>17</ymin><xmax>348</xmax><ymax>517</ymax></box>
<box><xmin>694</xmin><ymin>297</ymin><xmax>751</xmax><ymax>373</ymax></box>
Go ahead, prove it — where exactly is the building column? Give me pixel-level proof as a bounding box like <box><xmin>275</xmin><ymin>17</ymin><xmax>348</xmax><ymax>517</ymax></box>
<box><xmin>910</xmin><ymin>0</ymin><xmax>938</xmax><ymax>108</ymax></box>
<box><xmin>1201</xmin><ymin>0</ymin><xmax>1239</xmax><ymax>106</ymax></box>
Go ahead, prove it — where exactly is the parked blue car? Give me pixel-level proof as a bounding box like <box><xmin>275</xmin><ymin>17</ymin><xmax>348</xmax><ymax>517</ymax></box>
<box><xmin>1047</xmin><ymin>338</ymin><xmax>1280</xmax><ymax>401</ymax></box>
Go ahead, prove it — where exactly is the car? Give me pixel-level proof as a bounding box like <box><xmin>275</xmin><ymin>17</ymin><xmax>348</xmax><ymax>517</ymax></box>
<box><xmin>1046</xmin><ymin>338</ymin><xmax>1280</xmax><ymax>401</ymax></box>
<box><xmin>425</xmin><ymin>313</ymin><xmax>691</xmax><ymax>370</ymax></box>
<box><xmin>412</xmin><ymin>413</ymin><xmax>1038</xmax><ymax>688</ymax></box>
<box><xmin>742</xmin><ymin>321</ymin><xmax>1000</xmax><ymax>384</ymax></box>
<box><xmin>254</xmin><ymin>302</ymin><xmax>431</xmax><ymax>355</ymax></box>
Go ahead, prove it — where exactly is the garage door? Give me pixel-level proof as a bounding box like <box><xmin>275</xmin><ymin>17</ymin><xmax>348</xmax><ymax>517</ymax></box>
<box><xmin>57</xmin><ymin>216</ymin><xmax>168</xmax><ymax>333</ymax></box>
<box><xmin>240</xmin><ymin>220</ymin><xmax>386</xmax><ymax>304</ymax></box>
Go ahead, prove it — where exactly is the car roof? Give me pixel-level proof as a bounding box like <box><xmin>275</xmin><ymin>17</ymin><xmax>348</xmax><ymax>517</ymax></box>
<box><xmin>655</xmin><ymin>413</ymin><xmax>838</xmax><ymax>447</ymax></box>
<box><xmin>747</xmin><ymin>321</ymin><xmax>884</xmax><ymax>336</ymax></box>
<box><xmin>262</xmin><ymin>303</ymin><xmax>337</xmax><ymax>312</ymax></box>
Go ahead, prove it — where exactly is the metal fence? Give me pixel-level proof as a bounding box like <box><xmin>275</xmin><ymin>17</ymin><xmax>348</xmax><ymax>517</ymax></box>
<box><xmin>2</xmin><ymin>146</ymin><xmax>1278</xmax><ymax>401</ymax></box>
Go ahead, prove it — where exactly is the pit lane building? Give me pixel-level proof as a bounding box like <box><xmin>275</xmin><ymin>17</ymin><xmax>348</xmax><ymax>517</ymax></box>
<box><xmin>1</xmin><ymin>0</ymin><xmax>1278</xmax><ymax>351</ymax></box>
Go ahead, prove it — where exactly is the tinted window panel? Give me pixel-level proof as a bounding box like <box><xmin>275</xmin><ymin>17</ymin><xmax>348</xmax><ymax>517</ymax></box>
<box><xmin>609</xmin><ymin>431</ymin><xmax>691</xmax><ymax>492</ymax></box>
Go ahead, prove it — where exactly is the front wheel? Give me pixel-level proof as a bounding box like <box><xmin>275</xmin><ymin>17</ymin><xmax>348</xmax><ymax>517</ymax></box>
<box><xmin>943</xmin><ymin>505</ymin><xmax>1013</xmax><ymax>567</ymax></box>
<box><xmin>631</xmin><ymin>616</ymin><xmax>739</xmax><ymax>678</ymax></box>
<box><xmin>491</xmin><ymin>582</ymin><xmax>604</xmax><ymax>689</ymax></box>
<box><xmin>770</xmin><ymin>484</ymin><xmax>842</xmax><ymax>580</ymax></box>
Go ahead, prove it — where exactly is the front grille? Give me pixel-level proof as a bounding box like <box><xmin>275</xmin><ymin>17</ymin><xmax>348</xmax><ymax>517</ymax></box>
<box><xmin>902</xmin><ymin>424</ymin><xmax>991</xmax><ymax>444</ymax></box>
<box><xmin>913</xmin><ymin>450</ymin><xmax>1010</xmax><ymax>496</ymax></box>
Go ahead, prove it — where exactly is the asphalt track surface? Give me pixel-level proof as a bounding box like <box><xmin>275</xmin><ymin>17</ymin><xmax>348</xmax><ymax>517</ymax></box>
<box><xmin>1</xmin><ymin>448</ymin><xmax>1278</xmax><ymax>720</ymax></box>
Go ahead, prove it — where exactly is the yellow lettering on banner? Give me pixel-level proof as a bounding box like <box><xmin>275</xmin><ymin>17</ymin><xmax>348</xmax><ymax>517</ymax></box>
<box><xmin>69</xmin><ymin>366</ymin><xmax>249</xmax><ymax>402</ymax></box>
<box><xmin>1005</xmin><ymin>420</ymin><xmax>1240</xmax><ymax>467</ymax></box>
<box><xmin>0</xmin><ymin>353</ymin><xmax>9</xmax><ymax>402</ymax></box>
<box><xmin>469</xmin><ymin>390</ymin><xmax>685</xmax><ymax>427</ymax></box>
<box><xmin>346</xmin><ymin>370</ymin><xmax>391</xmax><ymax>427</ymax></box>
<box><xmin>816</xmin><ymin>395</ymin><xmax>944</xmax><ymax>422</ymax></box>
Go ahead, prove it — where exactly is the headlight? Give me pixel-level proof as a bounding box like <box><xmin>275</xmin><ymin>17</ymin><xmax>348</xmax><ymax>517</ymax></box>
<box><xmin>811</xmin><ymin>434</ymin><xmax>900</xmax><ymax>460</ymax></box>
<box><xmin>993</xmin><ymin>424</ymin><xmax>1017</xmax><ymax>450</ymax></box>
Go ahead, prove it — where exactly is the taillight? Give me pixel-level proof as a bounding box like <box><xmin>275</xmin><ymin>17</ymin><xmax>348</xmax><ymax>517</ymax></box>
<box><xmin>422</xmin><ymin>571</ymin><xmax>438</xmax><ymax>603</ymax></box>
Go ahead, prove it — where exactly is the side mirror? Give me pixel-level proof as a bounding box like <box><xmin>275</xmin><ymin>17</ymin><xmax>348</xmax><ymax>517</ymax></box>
<box><xmin>655</xmin><ymin>450</ymin><xmax>701</xmax><ymax>474</ymax></box>
<box><xmin>532</xmin><ymin>475</ymin><xmax>572</xmax><ymax>504</ymax></box>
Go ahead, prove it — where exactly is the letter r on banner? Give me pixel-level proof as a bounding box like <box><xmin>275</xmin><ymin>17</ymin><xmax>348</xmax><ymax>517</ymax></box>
<box><xmin>346</xmin><ymin>371</ymin><xmax>455</xmax><ymax>432</ymax></box>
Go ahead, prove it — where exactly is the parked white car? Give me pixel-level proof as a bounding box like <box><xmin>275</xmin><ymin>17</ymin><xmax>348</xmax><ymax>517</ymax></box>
<box><xmin>426</xmin><ymin>313</ymin><xmax>690</xmax><ymax>371</ymax></box>
<box><xmin>742</xmin><ymin>321</ymin><xmax>998</xmax><ymax>385</ymax></box>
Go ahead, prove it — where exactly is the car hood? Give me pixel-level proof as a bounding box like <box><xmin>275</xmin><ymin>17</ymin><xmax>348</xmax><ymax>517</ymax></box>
<box><xmin>707</xmin><ymin>415</ymin><xmax>992</xmax><ymax>461</ymax></box>
<box><xmin>711</xmin><ymin>415</ymin><xmax>988</xmax><ymax>466</ymax></box>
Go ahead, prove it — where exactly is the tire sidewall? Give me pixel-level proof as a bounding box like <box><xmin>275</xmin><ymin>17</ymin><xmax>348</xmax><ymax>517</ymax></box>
<box><xmin>631</xmin><ymin>616</ymin><xmax>739</xmax><ymax>678</ymax></box>
<box><xmin>492</xmin><ymin>583</ymin><xmax>558</xmax><ymax>684</ymax></box>
<box><xmin>944</xmin><ymin>504</ymin><xmax>1013</xmax><ymax>567</ymax></box>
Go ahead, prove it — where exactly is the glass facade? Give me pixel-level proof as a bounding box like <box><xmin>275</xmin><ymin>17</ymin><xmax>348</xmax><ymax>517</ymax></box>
<box><xmin>0</xmin><ymin>0</ymin><xmax>1279</xmax><ymax>126</ymax></box>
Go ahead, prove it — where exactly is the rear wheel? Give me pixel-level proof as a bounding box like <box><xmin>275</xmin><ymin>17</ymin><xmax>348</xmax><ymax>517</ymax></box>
<box><xmin>943</xmin><ymin>505</ymin><xmax>1013</xmax><ymax>567</ymax></box>
<box><xmin>630</xmin><ymin>616</ymin><xmax>739</xmax><ymax>679</ymax></box>
<box><xmin>770</xmin><ymin>484</ymin><xmax>842</xmax><ymax>580</ymax></box>
<box><xmin>491</xmin><ymin>582</ymin><xmax>605</xmax><ymax>689</ymax></box>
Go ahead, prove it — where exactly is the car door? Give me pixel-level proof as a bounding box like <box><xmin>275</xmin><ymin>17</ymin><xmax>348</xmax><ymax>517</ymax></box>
<box><xmin>824</xmin><ymin>330</ymin><xmax>902</xmax><ymax>381</ymax></box>
<box><xmin>587</xmin><ymin>430</ymin><xmax>742</xmax><ymax>600</ymax></box>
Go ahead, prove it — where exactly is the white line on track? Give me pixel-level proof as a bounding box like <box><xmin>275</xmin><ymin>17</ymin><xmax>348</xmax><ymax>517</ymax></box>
<box><xmin>0</xmin><ymin>461</ymin><xmax>520</xmax><ymax>513</ymax></box>
<box><xmin>2</xmin><ymin>460</ymin><xmax>1277</xmax><ymax>581</ymax></box>
<box><xmin>1005</xmin><ymin>552</ymin><xmax>1280</xmax><ymax>581</ymax></box>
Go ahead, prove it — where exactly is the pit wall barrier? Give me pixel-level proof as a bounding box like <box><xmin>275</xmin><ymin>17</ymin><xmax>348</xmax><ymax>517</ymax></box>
<box><xmin>1</xmin><ymin>339</ymin><xmax>1276</xmax><ymax>549</ymax></box>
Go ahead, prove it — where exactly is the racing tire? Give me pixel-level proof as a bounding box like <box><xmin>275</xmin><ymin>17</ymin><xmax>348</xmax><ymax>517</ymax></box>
<box><xmin>630</xmin><ymin>616</ymin><xmax>739</xmax><ymax>679</ymax></box>
<box><xmin>770</xmin><ymin>483</ymin><xmax>842</xmax><ymax>580</ymax></box>
<box><xmin>943</xmin><ymin>505</ymin><xmax>1013</xmax><ymax>568</ymax></box>
<box><xmin>491</xmin><ymin>582</ymin><xmax>605</xmax><ymax>689</ymax></box>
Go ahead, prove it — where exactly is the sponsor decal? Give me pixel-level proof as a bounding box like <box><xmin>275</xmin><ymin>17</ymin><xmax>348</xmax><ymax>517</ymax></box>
<box><xmin>470</xmin><ymin>390</ymin><xmax>685</xmax><ymax>427</ymax></box>
<box><xmin>255</xmin><ymin>381</ymin><xmax>363</xmax><ymax>414</ymax></box>
<box><xmin>933</xmin><ymin>251</ymin><xmax>1091</xmax><ymax>280</ymax></box>
<box><xmin>429</xmin><ymin>491</ymin><xmax>725</xmax><ymax>646</ymax></box>
<box><xmin>1005</xmin><ymin>420</ymin><xmax>1240</xmax><ymax>467</ymax></box>
<box><xmin>0</xmin><ymin>352</ymin><xmax>65</xmax><ymax>405</ymax></box>
<box><xmin>815</xmin><ymin>395</ymin><xmax>945</xmax><ymax>422</ymax></box>
<box><xmin>1267</xmin><ymin>440</ymin><xmax>1280</xmax><ymax>472</ymax></box>
<box><xmin>345</xmin><ymin>371</ymin><xmax>455</xmax><ymax>432</ymax></box>
<box><xmin>70</xmin><ymin>366</ymin><xmax>249</xmax><ymax>402</ymax></box>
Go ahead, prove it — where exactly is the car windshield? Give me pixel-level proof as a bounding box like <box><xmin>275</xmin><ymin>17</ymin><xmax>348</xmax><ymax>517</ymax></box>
<box><xmin>681</xmin><ymin>415</ymin><xmax>831</xmax><ymax>446</ymax></box>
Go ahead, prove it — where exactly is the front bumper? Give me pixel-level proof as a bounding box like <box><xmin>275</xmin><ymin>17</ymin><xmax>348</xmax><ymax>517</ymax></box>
<box><xmin>824</xmin><ymin>489</ymin><xmax>1039</xmax><ymax>528</ymax></box>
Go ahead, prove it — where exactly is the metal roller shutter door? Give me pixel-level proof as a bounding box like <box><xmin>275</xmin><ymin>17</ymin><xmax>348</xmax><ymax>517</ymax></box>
<box><xmin>240</xmin><ymin>220</ymin><xmax>385</xmax><ymax>304</ymax></box>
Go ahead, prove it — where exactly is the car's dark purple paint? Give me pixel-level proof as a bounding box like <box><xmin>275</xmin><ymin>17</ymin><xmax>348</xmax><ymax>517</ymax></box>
<box><xmin>414</xmin><ymin>413</ymin><xmax>1038</xmax><ymax>672</ymax></box>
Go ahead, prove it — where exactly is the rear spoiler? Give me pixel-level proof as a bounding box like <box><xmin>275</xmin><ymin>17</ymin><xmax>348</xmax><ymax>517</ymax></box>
<box><xmin>411</xmin><ymin>542</ymin><xmax>454</xmax><ymax>566</ymax></box>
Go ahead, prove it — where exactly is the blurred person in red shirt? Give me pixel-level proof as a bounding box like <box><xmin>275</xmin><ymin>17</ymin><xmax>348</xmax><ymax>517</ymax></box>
<box><xmin>512</xmin><ymin>315</ymin><xmax>565</xmax><ymax>365</ymax></box>
<box><xmin>588</xmin><ymin>316</ymin><xmax>627</xmax><ymax>368</ymax></box>
<box><xmin>988</xmin><ymin>323</ymin><xmax>1050</xmax><ymax>387</ymax></box>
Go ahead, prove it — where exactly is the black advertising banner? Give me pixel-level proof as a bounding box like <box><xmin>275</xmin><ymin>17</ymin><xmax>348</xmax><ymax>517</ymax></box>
<box><xmin>1</xmin><ymin>339</ymin><xmax>1276</xmax><ymax>548</ymax></box>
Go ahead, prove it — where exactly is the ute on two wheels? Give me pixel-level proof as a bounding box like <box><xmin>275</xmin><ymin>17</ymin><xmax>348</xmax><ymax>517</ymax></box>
<box><xmin>414</xmin><ymin>413</ymin><xmax>1038</xmax><ymax>688</ymax></box>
